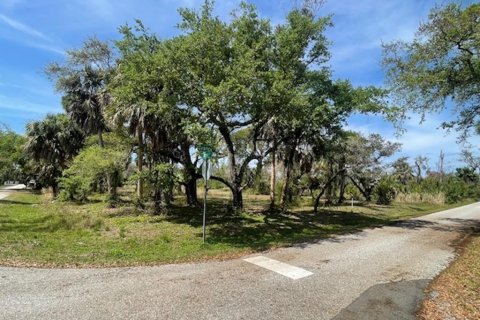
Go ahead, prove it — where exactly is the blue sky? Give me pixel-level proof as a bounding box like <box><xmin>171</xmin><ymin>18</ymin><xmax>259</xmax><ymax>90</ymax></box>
<box><xmin>0</xmin><ymin>0</ymin><xmax>478</xmax><ymax>170</ymax></box>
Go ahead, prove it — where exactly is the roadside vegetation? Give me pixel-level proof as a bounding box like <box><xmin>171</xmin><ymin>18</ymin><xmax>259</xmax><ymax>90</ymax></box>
<box><xmin>0</xmin><ymin>190</ymin><xmax>473</xmax><ymax>267</ymax></box>
<box><xmin>0</xmin><ymin>1</ymin><xmax>479</xmax><ymax>269</ymax></box>
<box><xmin>419</xmin><ymin>234</ymin><xmax>480</xmax><ymax>319</ymax></box>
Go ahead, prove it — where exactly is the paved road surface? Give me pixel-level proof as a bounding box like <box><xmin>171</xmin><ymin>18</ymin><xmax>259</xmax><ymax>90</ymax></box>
<box><xmin>0</xmin><ymin>184</ymin><xmax>25</xmax><ymax>200</ymax></box>
<box><xmin>1</xmin><ymin>201</ymin><xmax>479</xmax><ymax>320</ymax></box>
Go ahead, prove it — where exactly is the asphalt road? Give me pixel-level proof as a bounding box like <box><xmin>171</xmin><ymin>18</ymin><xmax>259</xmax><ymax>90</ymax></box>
<box><xmin>1</xmin><ymin>201</ymin><xmax>479</xmax><ymax>320</ymax></box>
<box><xmin>0</xmin><ymin>184</ymin><xmax>26</xmax><ymax>200</ymax></box>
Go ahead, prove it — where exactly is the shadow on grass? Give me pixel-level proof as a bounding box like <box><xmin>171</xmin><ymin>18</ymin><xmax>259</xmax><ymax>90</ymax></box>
<box><xmin>164</xmin><ymin>198</ymin><xmax>480</xmax><ymax>252</ymax></box>
<box><xmin>0</xmin><ymin>199</ymin><xmax>37</xmax><ymax>205</ymax></box>
<box><xmin>0</xmin><ymin>211</ymin><xmax>98</xmax><ymax>233</ymax></box>
<box><xmin>0</xmin><ymin>213</ymin><xmax>58</xmax><ymax>232</ymax></box>
<box><xmin>164</xmin><ymin>200</ymin><xmax>393</xmax><ymax>251</ymax></box>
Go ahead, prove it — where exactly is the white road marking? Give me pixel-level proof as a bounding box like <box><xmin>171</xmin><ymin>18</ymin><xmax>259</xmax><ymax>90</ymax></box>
<box><xmin>244</xmin><ymin>256</ymin><xmax>313</xmax><ymax>280</ymax></box>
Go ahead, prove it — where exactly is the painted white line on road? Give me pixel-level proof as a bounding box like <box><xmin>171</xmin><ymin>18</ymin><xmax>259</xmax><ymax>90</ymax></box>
<box><xmin>244</xmin><ymin>256</ymin><xmax>313</xmax><ymax>280</ymax></box>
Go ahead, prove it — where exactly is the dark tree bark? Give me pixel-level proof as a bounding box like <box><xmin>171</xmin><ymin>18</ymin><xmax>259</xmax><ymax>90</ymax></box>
<box><xmin>337</xmin><ymin>157</ymin><xmax>346</xmax><ymax>204</ymax></box>
<box><xmin>349</xmin><ymin>176</ymin><xmax>373</xmax><ymax>202</ymax></box>
<box><xmin>180</xmin><ymin>142</ymin><xmax>198</xmax><ymax>206</ymax></box>
<box><xmin>313</xmin><ymin>171</ymin><xmax>344</xmax><ymax>213</ymax></box>
<box><xmin>270</xmin><ymin>148</ymin><xmax>276</xmax><ymax>209</ymax></box>
<box><xmin>137</xmin><ymin>127</ymin><xmax>144</xmax><ymax>199</ymax></box>
<box><xmin>216</xmin><ymin>124</ymin><xmax>266</xmax><ymax>210</ymax></box>
<box><xmin>280</xmin><ymin>144</ymin><xmax>296</xmax><ymax>210</ymax></box>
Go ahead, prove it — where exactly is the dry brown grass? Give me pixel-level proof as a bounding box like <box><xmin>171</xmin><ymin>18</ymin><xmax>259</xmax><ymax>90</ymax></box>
<box><xmin>419</xmin><ymin>234</ymin><xmax>480</xmax><ymax>320</ymax></box>
<box><xmin>395</xmin><ymin>192</ymin><xmax>445</xmax><ymax>205</ymax></box>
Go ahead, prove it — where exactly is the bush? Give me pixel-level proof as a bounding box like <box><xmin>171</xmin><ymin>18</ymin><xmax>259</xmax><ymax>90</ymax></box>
<box><xmin>58</xmin><ymin>175</ymin><xmax>90</xmax><ymax>202</ymax></box>
<box><xmin>375</xmin><ymin>177</ymin><xmax>397</xmax><ymax>205</ymax></box>
<box><xmin>59</xmin><ymin>140</ymin><xmax>129</xmax><ymax>203</ymax></box>
<box><xmin>443</xmin><ymin>175</ymin><xmax>480</xmax><ymax>204</ymax></box>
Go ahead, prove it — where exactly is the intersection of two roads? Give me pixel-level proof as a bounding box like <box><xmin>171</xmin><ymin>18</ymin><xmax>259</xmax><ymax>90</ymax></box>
<box><xmin>1</xmin><ymin>186</ymin><xmax>479</xmax><ymax>319</ymax></box>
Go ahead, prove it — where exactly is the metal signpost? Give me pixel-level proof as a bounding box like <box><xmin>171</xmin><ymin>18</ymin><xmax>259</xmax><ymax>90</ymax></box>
<box><xmin>199</xmin><ymin>145</ymin><xmax>213</xmax><ymax>244</ymax></box>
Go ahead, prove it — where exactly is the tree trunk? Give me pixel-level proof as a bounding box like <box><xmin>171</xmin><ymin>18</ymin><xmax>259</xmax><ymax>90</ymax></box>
<box><xmin>153</xmin><ymin>188</ymin><xmax>164</xmax><ymax>214</ymax></box>
<box><xmin>137</xmin><ymin>128</ymin><xmax>144</xmax><ymax>199</ymax></box>
<box><xmin>181</xmin><ymin>142</ymin><xmax>197</xmax><ymax>206</ymax></box>
<box><xmin>313</xmin><ymin>188</ymin><xmax>327</xmax><ymax>213</ymax></box>
<box><xmin>52</xmin><ymin>183</ymin><xmax>59</xmax><ymax>198</ymax></box>
<box><xmin>270</xmin><ymin>149</ymin><xmax>276</xmax><ymax>209</ymax></box>
<box><xmin>337</xmin><ymin>158</ymin><xmax>346</xmax><ymax>204</ymax></box>
<box><xmin>338</xmin><ymin>174</ymin><xmax>346</xmax><ymax>204</ymax></box>
<box><xmin>219</xmin><ymin>125</ymin><xmax>243</xmax><ymax>210</ymax></box>
<box><xmin>106</xmin><ymin>172</ymin><xmax>117</xmax><ymax>205</ymax></box>
<box><xmin>349</xmin><ymin>176</ymin><xmax>371</xmax><ymax>202</ymax></box>
<box><xmin>281</xmin><ymin>147</ymin><xmax>295</xmax><ymax>210</ymax></box>
<box><xmin>98</xmin><ymin>130</ymin><xmax>105</xmax><ymax>148</ymax></box>
<box><xmin>232</xmin><ymin>184</ymin><xmax>243</xmax><ymax>209</ymax></box>
<box><xmin>185</xmin><ymin>177</ymin><xmax>198</xmax><ymax>207</ymax></box>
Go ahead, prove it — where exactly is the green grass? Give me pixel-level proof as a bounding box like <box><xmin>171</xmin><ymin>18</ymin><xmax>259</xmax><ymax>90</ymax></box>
<box><xmin>0</xmin><ymin>191</ymin><xmax>474</xmax><ymax>267</ymax></box>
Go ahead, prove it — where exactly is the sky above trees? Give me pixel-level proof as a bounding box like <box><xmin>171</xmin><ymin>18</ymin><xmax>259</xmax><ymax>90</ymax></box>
<box><xmin>0</xmin><ymin>0</ymin><xmax>478</xmax><ymax>170</ymax></box>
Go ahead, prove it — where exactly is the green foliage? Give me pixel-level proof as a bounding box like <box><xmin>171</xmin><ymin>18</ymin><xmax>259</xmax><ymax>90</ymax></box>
<box><xmin>131</xmin><ymin>162</ymin><xmax>179</xmax><ymax>212</ymax></box>
<box><xmin>24</xmin><ymin>114</ymin><xmax>85</xmax><ymax>194</ymax></box>
<box><xmin>141</xmin><ymin>163</ymin><xmax>179</xmax><ymax>193</ymax></box>
<box><xmin>58</xmin><ymin>175</ymin><xmax>91</xmax><ymax>202</ymax></box>
<box><xmin>46</xmin><ymin>37</ymin><xmax>114</xmax><ymax>138</ymax></box>
<box><xmin>0</xmin><ymin>124</ymin><xmax>26</xmax><ymax>184</ymax></box>
<box><xmin>346</xmin><ymin>133</ymin><xmax>401</xmax><ymax>201</ymax></box>
<box><xmin>344</xmin><ymin>184</ymin><xmax>362</xmax><ymax>200</ymax></box>
<box><xmin>183</xmin><ymin>122</ymin><xmax>219</xmax><ymax>152</ymax></box>
<box><xmin>375</xmin><ymin>176</ymin><xmax>397</xmax><ymax>205</ymax></box>
<box><xmin>443</xmin><ymin>175</ymin><xmax>480</xmax><ymax>204</ymax></box>
<box><xmin>455</xmin><ymin>167</ymin><xmax>479</xmax><ymax>184</ymax></box>
<box><xmin>383</xmin><ymin>3</ymin><xmax>480</xmax><ymax>136</ymax></box>
<box><xmin>59</xmin><ymin>134</ymin><xmax>130</xmax><ymax>201</ymax></box>
<box><xmin>444</xmin><ymin>177</ymin><xmax>470</xmax><ymax>204</ymax></box>
<box><xmin>0</xmin><ymin>191</ymin><xmax>471</xmax><ymax>267</ymax></box>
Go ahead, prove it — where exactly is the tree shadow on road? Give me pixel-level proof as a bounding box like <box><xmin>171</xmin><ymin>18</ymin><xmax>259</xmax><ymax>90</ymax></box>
<box><xmin>391</xmin><ymin>219</ymin><xmax>480</xmax><ymax>233</ymax></box>
<box><xmin>332</xmin><ymin>279</ymin><xmax>430</xmax><ymax>320</ymax></box>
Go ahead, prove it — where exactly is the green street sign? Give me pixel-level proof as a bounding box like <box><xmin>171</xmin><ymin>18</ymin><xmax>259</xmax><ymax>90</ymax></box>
<box><xmin>202</xmin><ymin>150</ymin><xmax>213</xmax><ymax>159</ymax></box>
<box><xmin>198</xmin><ymin>145</ymin><xmax>213</xmax><ymax>160</ymax></box>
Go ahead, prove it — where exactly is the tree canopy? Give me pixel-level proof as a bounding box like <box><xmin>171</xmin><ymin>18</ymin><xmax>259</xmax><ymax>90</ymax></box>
<box><xmin>383</xmin><ymin>3</ymin><xmax>480</xmax><ymax>138</ymax></box>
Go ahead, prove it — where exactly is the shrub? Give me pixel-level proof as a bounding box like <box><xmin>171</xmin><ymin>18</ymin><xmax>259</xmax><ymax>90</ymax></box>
<box><xmin>58</xmin><ymin>175</ymin><xmax>90</xmax><ymax>202</ymax></box>
<box><xmin>375</xmin><ymin>177</ymin><xmax>397</xmax><ymax>205</ymax></box>
<box><xmin>59</xmin><ymin>141</ymin><xmax>129</xmax><ymax>203</ymax></box>
<box><xmin>443</xmin><ymin>176</ymin><xmax>480</xmax><ymax>204</ymax></box>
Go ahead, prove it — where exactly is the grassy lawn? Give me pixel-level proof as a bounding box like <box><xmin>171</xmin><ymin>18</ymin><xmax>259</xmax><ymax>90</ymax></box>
<box><xmin>0</xmin><ymin>190</ymin><xmax>474</xmax><ymax>267</ymax></box>
<box><xmin>419</xmin><ymin>233</ymin><xmax>480</xmax><ymax>319</ymax></box>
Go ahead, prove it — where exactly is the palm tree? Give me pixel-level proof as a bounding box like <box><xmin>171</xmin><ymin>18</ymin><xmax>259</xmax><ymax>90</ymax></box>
<box><xmin>46</xmin><ymin>37</ymin><xmax>114</xmax><ymax>147</ymax></box>
<box><xmin>24</xmin><ymin>114</ymin><xmax>84</xmax><ymax>196</ymax></box>
<box><xmin>107</xmin><ymin>102</ymin><xmax>147</xmax><ymax>199</ymax></box>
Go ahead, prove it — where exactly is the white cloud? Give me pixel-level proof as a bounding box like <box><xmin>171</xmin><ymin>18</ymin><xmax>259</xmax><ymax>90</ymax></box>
<box><xmin>0</xmin><ymin>14</ymin><xmax>50</xmax><ymax>41</ymax></box>
<box><xmin>0</xmin><ymin>13</ymin><xmax>65</xmax><ymax>55</ymax></box>
<box><xmin>322</xmin><ymin>0</ymin><xmax>430</xmax><ymax>77</ymax></box>
<box><xmin>0</xmin><ymin>94</ymin><xmax>61</xmax><ymax>115</ymax></box>
<box><xmin>0</xmin><ymin>73</ymin><xmax>57</xmax><ymax>98</ymax></box>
